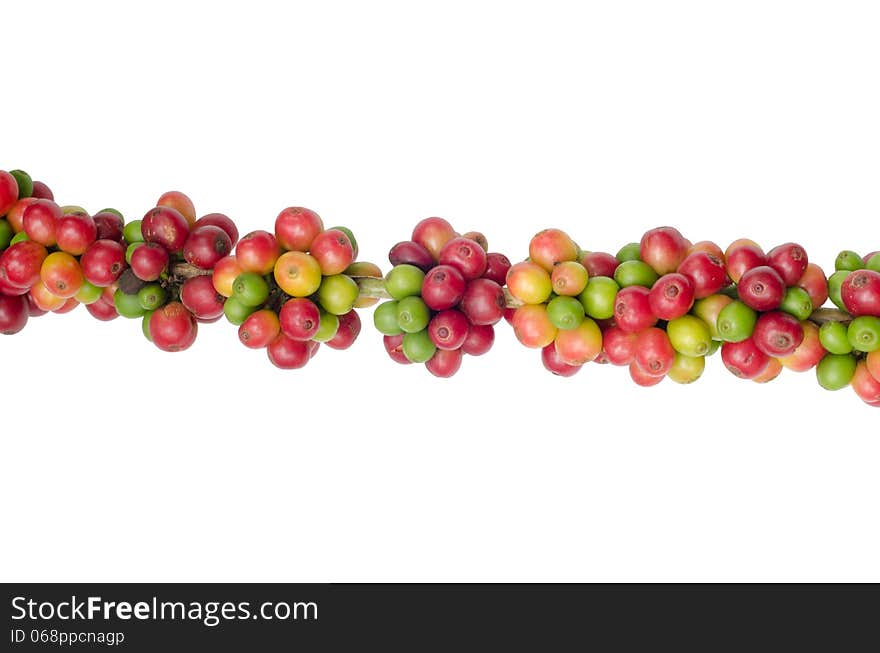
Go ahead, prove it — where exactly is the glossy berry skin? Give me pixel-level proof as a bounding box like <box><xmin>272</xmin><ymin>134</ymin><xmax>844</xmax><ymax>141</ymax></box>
<box><xmin>236</xmin><ymin>230</ymin><xmax>281</xmax><ymax>275</ymax></box>
<box><xmin>551</xmin><ymin>261</ymin><xmax>589</xmax><ymax>297</ymax></box>
<box><xmin>141</xmin><ymin>206</ymin><xmax>190</xmax><ymax>252</ymax></box>
<box><xmin>461</xmin><ymin>323</ymin><xmax>494</xmax><ymax>356</ymax></box>
<box><xmin>752</xmin><ymin>311</ymin><xmax>804</xmax><ymax>357</ymax></box>
<box><xmin>851</xmin><ymin>361</ymin><xmax>880</xmax><ymax>405</ymax></box>
<box><xmin>640</xmin><ymin>226</ymin><xmax>688</xmax><ymax>275</ymax></box>
<box><xmin>194</xmin><ymin>213</ymin><xmax>239</xmax><ymax>247</ymax></box>
<box><xmin>438</xmin><ymin>237</ymin><xmax>488</xmax><ymax>281</ymax></box>
<box><xmin>425</xmin><ymin>348</ymin><xmax>464</xmax><ymax>378</ymax></box>
<box><xmin>581</xmin><ymin>251</ymin><xmax>619</xmax><ymax>278</ymax></box>
<box><xmin>212</xmin><ymin>256</ymin><xmax>243</xmax><ymax>298</ymax></box>
<box><xmin>738</xmin><ymin>266</ymin><xmax>786</xmax><ymax>312</ymax></box>
<box><xmin>428</xmin><ymin>309</ymin><xmax>470</xmax><ymax>350</ymax></box>
<box><xmin>30</xmin><ymin>282</ymin><xmax>66</xmax><ymax>311</ymax></box>
<box><xmin>22</xmin><ymin>199</ymin><xmax>61</xmax><ymax>246</ymax></box>
<box><xmin>868</xmin><ymin>350</ymin><xmax>880</xmax><ymax>384</ymax></box>
<box><xmin>130</xmin><ymin>242</ymin><xmax>169</xmax><ymax>282</ymax></box>
<box><xmin>84</xmin><ymin>287</ymin><xmax>119</xmax><ymax>321</ymax></box>
<box><xmin>602</xmin><ymin>325</ymin><xmax>638</xmax><ymax>365</ymax></box>
<box><xmin>529</xmin><ymin>228</ymin><xmax>579</xmax><ymax>272</ymax></box>
<box><xmin>512</xmin><ymin>304</ymin><xmax>557</xmax><ymax>349</ymax></box>
<box><xmin>411</xmin><ymin>217</ymin><xmax>457</xmax><ymax>261</ymax></box>
<box><xmin>383</xmin><ymin>333</ymin><xmax>411</xmax><ymax>364</ymax></box>
<box><xmin>634</xmin><ymin>327</ymin><xmax>676</xmax><ymax>377</ymax></box>
<box><xmin>483</xmin><ymin>252</ymin><xmax>512</xmax><ymax>286</ymax></box>
<box><xmin>506</xmin><ymin>261</ymin><xmax>552</xmax><ymax>305</ymax></box>
<box><xmin>267</xmin><ymin>333</ymin><xmax>312</xmax><ymax>369</ymax></box>
<box><xmin>274</xmin><ymin>207</ymin><xmax>323</xmax><ymax>252</ymax></box>
<box><xmin>554</xmin><ymin>318</ymin><xmax>602</xmax><ymax>365</ymax></box>
<box><xmin>238</xmin><ymin>309</ymin><xmax>281</xmax><ymax>349</ymax></box>
<box><xmin>279</xmin><ymin>297</ymin><xmax>321</xmax><ymax>341</ymax></box>
<box><xmin>40</xmin><ymin>252</ymin><xmax>84</xmax><ymax>298</ymax></box>
<box><xmin>326</xmin><ymin>310</ymin><xmax>362</xmax><ymax>350</ymax></box>
<box><xmin>677</xmin><ymin>251</ymin><xmax>727</xmax><ymax>299</ymax></box>
<box><xmin>752</xmin><ymin>357</ymin><xmax>783</xmax><ymax>384</ymax></box>
<box><xmin>0</xmin><ymin>171</ymin><xmax>18</xmax><ymax>216</ymax></box>
<box><xmin>421</xmin><ymin>264</ymin><xmax>467</xmax><ymax>311</ymax></box>
<box><xmin>56</xmin><ymin>212</ymin><xmax>98</xmax><ymax>256</ymax></box>
<box><xmin>149</xmin><ymin>302</ymin><xmax>198</xmax><ymax>352</ymax></box>
<box><xmin>796</xmin><ymin>263</ymin><xmax>828</xmax><ymax>310</ymax></box>
<box><xmin>816</xmin><ymin>354</ymin><xmax>857</xmax><ymax>391</ymax></box>
<box><xmin>648</xmin><ymin>273</ymin><xmax>694</xmax><ymax>320</ymax></box>
<box><xmin>721</xmin><ymin>338</ymin><xmax>770</xmax><ymax>379</ymax></box>
<box><xmin>778</xmin><ymin>322</ymin><xmax>825</xmax><ymax>372</ymax></box>
<box><xmin>183</xmin><ymin>225</ymin><xmax>232</xmax><ymax>269</ymax></box>
<box><xmin>614</xmin><ymin>286</ymin><xmax>657</xmax><ymax>333</ymax></box>
<box><xmin>841</xmin><ymin>270</ymin><xmax>880</xmax><ymax>317</ymax></box>
<box><xmin>0</xmin><ymin>294</ymin><xmax>28</xmax><ymax>334</ymax></box>
<box><xmin>274</xmin><ymin>251</ymin><xmax>322</xmax><ymax>297</ymax></box>
<box><xmin>157</xmin><ymin>191</ymin><xmax>196</xmax><ymax>226</ymax></box>
<box><xmin>31</xmin><ymin>181</ymin><xmax>53</xmax><ymax>202</ymax></box>
<box><xmin>667</xmin><ymin>353</ymin><xmax>706</xmax><ymax>384</ymax></box>
<box><xmin>459</xmin><ymin>278</ymin><xmax>505</xmax><ymax>326</ymax></box>
<box><xmin>310</xmin><ymin>228</ymin><xmax>355</xmax><ymax>275</ymax></box>
<box><xmin>725</xmin><ymin>245</ymin><xmax>767</xmax><ymax>283</ymax></box>
<box><xmin>388</xmin><ymin>240</ymin><xmax>434</xmax><ymax>272</ymax></box>
<box><xmin>767</xmin><ymin>243</ymin><xmax>808</xmax><ymax>286</ymax></box>
<box><xmin>629</xmin><ymin>361</ymin><xmax>665</xmax><ymax>387</ymax></box>
<box><xmin>384</xmin><ymin>264</ymin><xmax>425</xmax><ymax>300</ymax></box>
<box><xmin>180</xmin><ymin>275</ymin><xmax>226</xmax><ymax>321</ymax></box>
<box><xmin>541</xmin><ymin>342</ymin><xmax>582</xmax><ymax>377</ymax></box>
<box><xmin>0</xmin><ymin>240</ymin><xmax>48</xmax><ymax>289</ymax></box>
<box><xmin>93</xmin><ymin>211</ymin><xmax>125</xmax><ymax>242</ymax></box>
<box><xmin>4</xmin><ymin>197</ymin><xmax>37</xmax><ymax>233</ymax></box>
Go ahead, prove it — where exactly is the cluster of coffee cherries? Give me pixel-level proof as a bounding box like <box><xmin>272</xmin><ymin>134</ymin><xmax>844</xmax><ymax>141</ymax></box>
<box><xmin>213</xmin><ymin>207</ymin><xmax>379</xmax><ymax>369</ymax></box>
<box><xmin>373</xmin><ymin>217</ymin><xmax>510</xmax><ymax>377</ymax></box>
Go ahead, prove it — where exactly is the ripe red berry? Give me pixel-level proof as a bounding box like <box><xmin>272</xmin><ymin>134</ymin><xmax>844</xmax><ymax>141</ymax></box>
<box><xmin>0</xmin><ymin>240</ymin><xmax>48</xmax><ymax>289</ymax></box>
<box><xmin>634</xmin><ymin>327</ymin><xmax>676</xmax><ymax>377</ymax></box>
<box><xmin>30</xmin><ymin>181</ymin><xmax>54</xmax><ymax>201</ymax></box>
<box><xmin>84</xmin><ymin>287</ymin><xmax>118</xmax><ymax>321</ymax></box>
<box><xmin>326</xmin><ymin>310</ymin><xmax>362</xmax><ymax>350</ymax></box>
<box><xmin>767</xmin><ymin>242</ymin><xmax>808</xmax><ymax>286</ymax></box>
<box><xmin>130</xmin><ymin>242</ymin><xmax>170</xmax><ymax>282</ymax></box>
<box><xmin>194</xmin><ymin>213</ymin><xmax>239</xmax><ymax>247</ymax></box>
<box><xmin>677</xmin><ymin>251</ymin><xmax>727</xmax><ymax>299</ymax></box>
<box><xmin>541</xmin><ymin>342</ymin><xmax>582</xmax><ymax>377</ymax></box>
<box><xmin>752</xmin><ymin>311</ymin><xmax>804</xmax><ymax>357</ymax></box>
<box><xmin>721</xmin><ymin>338</ymin><xmax>770</xmax><ymax>379</ymax></box>
<box><xmin>279</xmin><ymin>298</ymin><xmax>321</xmax><ymax>341</ymax></box>
<box><xmin>459</xmin><ymin>278</ymin><xmax>505</xmax><ymax>325</ymax></box>
<box><xmin>274</xmin><ymin>207</ymin><xmax>323</xmax><ymax>252</ymax></box>
<box><xmin>581</xmin><ymin>251</ymin><xmax>619</xmax><ymax>278</ymax></box>
<box><xmin>425</xmin><ymin>347</ymin><xmax>464</xmax><ymax>378</ymax></box>
<box><xmin>648</xmin><ymin>273</ymin><xmax>694</xmax><ymax>320</ymax></box>
<box><xmin>183</xmin><ymin>225</ymin><xmax>232</xmax><ymax>269</ymax></box>
<box><xmin>180</xmin><ymin>275</ymin><xmax>226</xmax><ymax>320</ymax></box>
<box><xmin>236</xmin><ymin>230</ymin><xmax>281</xmax><ymax>275</ymax></box>
<box><xmin>851</xmin><ymin>361</ymin><xmax>880</xmax><ymax>405</ymax></box>
<box><xmin>149</xmin><ymin>302</ymin><xmax>198</xmax><ymax>352</ymax></box>
<box><xmin>738</xmin><ymin>266</ymin><xmax>785</xmax><ymax>312</ymax></box>
<box><xmin>602</xmin><ymin>325</ymin><xmax>638</xmax><ymax>365</ymax></box>
<box><xmin>142</xmin><ymin>206</ymin><xmax>190</xmax><ymax>252</ymax></box>
<box><xmin>388</xmin><ymin>240</ymin><xmax>434</xmax><ymax>271</ymax></box>
<box><xmin>614</xmin><ymin>286</ymin><xmax>657</xmax><ymax>333</ymax></box>
<box><xmin>56</xmin><ymin>212</ymin><xmax>98</xmax><ymax>255</ymax></box>
<box><xmin>23</xmin><ymin>199</ymin><xmax>63</xmax><ymax>246</ymax></box>
<box><xmin>528</xmin><ymin>228</ymin><xmax>579</xmax><ymax>272</ymax></box>
<box><xmin>267</xmin><ymin>333</ymin><xmax>312</xmax><ymax>369</ymax></box>
<box><xmin>421</xmin><ymin>264</ymin><xmax>467</xmax><ymax>311</ymax></box>
<box><xmin>0</xmin><ymin>171</ymin><xmax>18</xmax><ymax>216</ymax></box>
<box><xmin>238</xmin><ymin>309</ymin><xmax>281</xmax><ymax>349</ymax></box>
<box><xmin>796</xmin><ymin>263</ymin><xmax>827</xmax><ymax>310</ymax></box>
<box><xmin>92</xmin><ymin>211</ymin><xmax>125</xmax><ymax>242</ymax></box>
<box><xmin>841</xmin><ymin>270</ymin><xmax>880</xmax><ymax>317</ymax></box>
<box><xmin>640</xmin><ymin>226</ymin><xmax>688</xmax><ymax>275</ymax></box>
<box><xmin>0</xmin><ymin>294</ymin><xmax>28</xmax><ymax>334</ymax></box>
<box><xmin>157</xmin><ymin>191</ymin><xmax>196</xmax><ymax>226</ymax></box>
<box><xmin>725</xmin><ymin>245</ymin><xmax>767</xmax><ymax>283</ymax></box>
<box><xmin>310</xmin><ymin>228</ymin><xmax>354</xmax><ymax>275</ymax></box>
<box><xmin>383</xmin><ymin>333</ymin><xmax>411</xmax><ymax>364</ymax></box>
<box><xmin>483</xmin><ymin>252</ymin><xmax>512</xmax><ymax>286</ymax></box>
<box><xmin>428</xmin><ymin>309</ymin><xmax>470</xmax><ymax>350</ymax></box>
<box><xmin>629</xmin><ymin>361</ymin><xmax>665</xmax><ymax>386</ymax></box>
<box><xmin>461</xmin><ymin>323</ymin><xmax>494</xmax><ymax>356</ymax></box>
<box><xmin>438</xmin><ymin>237</ymin><xmax>488</xmax><ymax>280</ymax></box>
<box><xmin>412</xmin><ymin>217</ymin><xmax>457</xmax><ymax>261</ymax></box>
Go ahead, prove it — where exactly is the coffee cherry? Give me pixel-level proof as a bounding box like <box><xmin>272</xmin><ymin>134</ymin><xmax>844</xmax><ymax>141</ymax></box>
<box><xmin>22</xmin><ymin>199</ymin><xmax>61</xmax><ymax>246</ymax></box>
<box><xmin>554</xmin><ymin>318</ymin><xmax>602</xmax><ymax>365</ymax></box>
<box><xmin>459</xmin><ymin>278</ymin><xmax>505</xmax><ymax>326</ymax></box>
<box><xmin>721</xmin><ymin>338</ymin><xmax>770</xmax><ymax>379</ymax></box>
<box><xmin>93</xmin><ymin>211</ymin><xmax>125</xmax><ymax>242</ymax></box>
<box><xmin>56</xmin><ymin>212</ymin><xmax>97</xmax><ymax>255</ymax></box>
<box><xmin>316</xmin><ymin>274</ymin><xmax>359</xmax><ymax>315</ymax></box>
<box><xmin>232</xmin><ymin>272</ymin><xmax>270</xmax><ymax>307</ymax></box>
<box><xmin>180</xmin><ymin>275</ymin><xmax>225</xmax><ymax>321</ymax></box>
<box><xmin>237</xmin><ymin>230</ymin><xmax>281</xmax><ymax>275</ymax></box>
<box><xmin>383</xmin><ymin>333</ymin><xmax>410</xmax><ymax>364</ymax></box>
<box><xmin>428</xmin><ymin>309</ymin><xmax>469</xmax><ymax>350</ymax></box>
<box><xmin>738</xmin><ymin>266</ymin><xmax>785</xmax><ymax>311</ymax></box>
<box><xmin>273</xmin><ymin>251</ymin><xmax>322</xmax><ymax>297</ymax></box>
<box><xmin>412</xmin><ymin>217</ymin><xmax>457</xmax><ymax>260</ymax></box>
<box><xmin>388</xmin><ymin>240</ymin><xmax>434</xmax><ymax>271</ymax></box>
<box><xmin>157</xmin><ymin>191</ymin><xmax>196</xmax><ymax>226</ymax></box>
<box><xmin>402</xmin><ymin>329</ymin><xmax>436</xmax><ymax>363</ymax></box>
<box><xmin>779</xmin><ymin>286</ymin><xmax>813</xmax><ymax>321</ymax></box>
<box><xmin>819</xmin><ymin>321</ymin><xmax>852</xmax><ymax>355</ymax></box>
<box><xmin>512</xmin><ymin>304</ymin><xmax>557</xmax><ymax>348</ymax></box>
<box><xmin>601</xmin><ymin>325</ymin><xmax>637</xmax><ymax>365</ymax></box>
<box><xmin>212</xmin><ymin>255</ymin><xmax>243</xmax><ymax>298</ymax></box>
<box><xmin>551</xmin><ymin>261</ymin><xmax>589</xmax><ymax>296</ymax></box>
<box><xmin>0</xmin><ymin>294</ymin><xmax>28</xmax><ymax>334</ymax></box>
<box><xmin>616</xmin><ymin>242</ymin><xmax>641</xmax><ymax>262</ymax></box>
<box><xmin>239</xmin><ymin>309</ymin><xmax>281</xmax><ymax>349</ymax></box>
<box><xmin>847</xmin><ymin>316</ymin><xmax>880</xmax><ymax>353</ymax></box>
<box><xmin>529</xmin><ymin>228</ymin><xmax>579</xmax><ymax>272</ymax></box>
<box><xmin>223</xmin><ymin>297</ymin><xmax>256</xmax><ymax>325</ymax></box>
<box><xmin>426</xmin><ymin>347</ymin><xmax>464</xmax><ymax>378</ymax></box>
<box><xmin>183</xmin><ymin>225</ymin><xmax>232</xmax><ymax>269</ymax></box>
<box><xmin>614</xmin><ymin>260</ymin><xmax>659</xmax><ymax>288</ymax></box>
<box><xmin>396</xmin><ymin>296</ymin><xmax>431</xmax><ymax>333</ymax></box>
<box><xmin>725</xmin><ymin>244</ymin><xmax>767</xmax><ymax>283</ymax></box>
<box><xmin>841</xmin><ymin>270</ymin><xmax>880</xmax><ymax>317</ymax></box>
<box><xmin>796</xmin><ymin>263</ymin><xmax>828</xmax><ymax>310</ymax></box>
<box><xmin>613</xmin><ymin>286</ymin><xmax>657</xmax><ymax>333</ymax></box>
<box><xmin>665</xmin><ymin>353</ymin><xmax>704</xmax><ymax>384</ymax></box>
<box><xmin>541</xmin><ymin>342</ymin><xmax>582</xmax><ymax>377</ymax></box>
<box><xmin>439</xmin><ymin>236</ymin><xmax>488</xmax><ymax>280</ymax></box>
<box><xmin>777</xmin><ymin>321</ymin><xmax>824</xmax><ymax>372</ymax></box>
<box><xmin>310</xmin><ymin>228</ymin><xmax>355</xmax><ymax>275</ymax></box>
<box><xmin>629</xmin><ymin>361</ymin><xmax>665</xmax><ymax>386</ymax></box>
<box><xmin>546</xmin><ymin>295</ymin><xmax>585</xmax><ymax>330</ymax></box>
<box><xmin>75</xmin><ymin>280</ymin><xmax>103</xmax><ymax>305</ymax></box>
<box><xmin>279</xmin><ymin>298</ymin><xmax>321</xmax><ymax>341</ymax></box>
<box><xmin>422</xmin><ymin>264</ymin><xmax>467</xmax><ymax>310</ymax></box>
<box><xmin>373</xmin><ymin>300</ymin><xmax>403</xmax><ymax>336</ymax></box>
<box><xmin>867</xmin><ymin>253</ymin><xmax>880</xmax><ymax>272</ymax></box>
<box><xmin>767</xmin><ymin>242</ymin><xmax>808</xmax><ymax>286</ymax></box>
<box><xmin>581</xmin><ymin>251</ymin><xmax>619</xmax><ymax>278</ymax></box>
<box><xmin>137</xmin><ymin>284</ymin><xmax>167</xmax><ymax>311</ymax></box>
<box><xmin>275</xmin><ymin>207</ymin><xmax>323</xmax><ymax>252</ymax></box>
<box><xmin>753</xmin><ymin>311</ymin><xmax>804</xmax><ymax>357</ymax></box>
<box><xmin>577</xmin><ymin>276</ymin><xmax>618</xmax><ymax>320</ymax></box>
<box><xmin>648</xmin><ymin>273</ymin><xmax>694</xmax><ymax>320</ymax></box>
<box><xmin>483</xmin><ymin>252</ymin><xmax>512</xmax><ymax>286</ymax></box>
<box><xmin>385</xmin><ymin>264</ymin><xmax>425</xmax><ymax>300</ymax></box>
<box><xmin>313</xmin><ymin>310</ymin><xmax>340</xmax><ymax>342</ymax></box>
<box><xmin>634</xmin><ymin>327</ymin><xmax>675</xmax><ymax>377</ymax></box>
<box><xmin>835</xmin><ymin>250</ymin><xmax>863</xmax><ymax>272</ymax></box>
<box><xmin>667</xmin><ymin>315</ymin><xmax>712</xmax><ymax>357</ymax></box>
<box><xmin>30</xmin><ymin>282</ymin><xmax>66</xmax><ymax>311</ymax></box>
<box><xmin>677</xmin><ymin>251</ymin><xmax>727</xmax><ymax>299</ymax></box>
<box><xmin>1</xmin><ymin>240</ymin><xmax>48</xmax><ymax>289</ymax></box>
<box><xmin>267</xmin><ymin>333</ymin><xmax>311</xmax><ymax>369</ymax></box>
<box><xmin>717</xmin><ymin>300</ymin><xmax>758</xmax><ymax>342</ymax></box>
<box><xmin>38</xmin><ymin>252</ymin><xmax>82</xmax><ymax>299</ymax></box>
<box><xmin>816</xmin><ymin>354</ymin><xmax>857</xmax><ymax>391</ymax></box>
<box><xmin>640</xmin><ymin>226</ymin><xmax>688</xmax><ymax>275</ymax></box>
<box><xmin>142</xmin><ymin>206</ymin><xmax>190</xmax><ymax>252</ymax></box>
<box><xmin>326</xmin><ymin>310</ymin><xmax>362</xmax><ymax>350</ymax></box>
<box><xmin>130</xmin><ymin>242</ymin><xmax>169</xmax><ymax>282</ymax></box>
<box><xmin>0</xmin><ymin>171</ymin><xmax>18</xmax><ymax>216</ymax></box>
<box><xmin>867</xmin><ymin>350</ymin><xmax>880</xmax><ymax>384</ymax></box>
<box><xmin>851</xmin><ymin>361</ymin><xmax>880</xmax><ymax>405</ymax></box>
<box><xmin>506</xmin><ymin>261</ymin><xmax>551</xmax><ymax>305</ymax></box>
<box><xmin>84</xmin><ymin>286</ymin><xmax>119</xmax><ymax>321</ymax></box>
<box><xmin>827</xmin><ymin>270</ymin><xmax>850</xmax><ymax>311</ymax></box>
<box><xmin>113</xmin><ymin>288</ymin><xmax>146</xmax><ymax>319</ymax></box>
<box><xmin>461</xmin><ymin>323</ymin><xmax>494</xmax><ymax>356</ymax></box>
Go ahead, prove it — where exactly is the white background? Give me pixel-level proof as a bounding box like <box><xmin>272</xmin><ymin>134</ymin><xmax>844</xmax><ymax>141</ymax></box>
<box><xmin>2</xmin><ymin>1</ymin><xmax>879</xmax><ymax>582</ymax></box>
